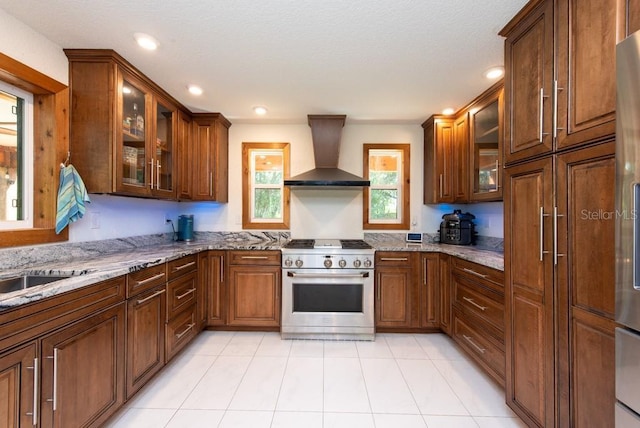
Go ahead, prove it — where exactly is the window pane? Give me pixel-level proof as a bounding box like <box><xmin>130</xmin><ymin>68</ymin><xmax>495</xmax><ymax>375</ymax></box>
<box><xmin>0</xmin><ymin>90</ymin><xmax>23</xmax><ymax>221</ymax></box>
<box><xmin>370</xmin><ymin>171</ymin><xmax>398</xmax><ymax>185</ymax></box>
<box><xmin>254</xmin><ymin>188</ymin><xmax>282</xmax><ymax>219</ymax></box>
<box><xmin>370</xmin><ymin>189</ymin><xmax>398</xmax><ymax>220</ymax></box>
<box><xmin>255</xmin><ymin>170</ymin><xmax>283</xmax><ymax>185</ymax></box>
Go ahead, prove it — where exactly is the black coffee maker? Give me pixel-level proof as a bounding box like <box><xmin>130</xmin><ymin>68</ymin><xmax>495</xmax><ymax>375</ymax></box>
<box><xmin>439</xmin><ymin>210</ymin><xmax>476</xmax><ymax>245</ymax></box>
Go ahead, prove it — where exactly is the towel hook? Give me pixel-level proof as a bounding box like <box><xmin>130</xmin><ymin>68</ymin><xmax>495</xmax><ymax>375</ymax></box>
<box><xmin>60</xmin><ymin>151</ymin><xmax>70</xmax><ymax>169</ymax></box>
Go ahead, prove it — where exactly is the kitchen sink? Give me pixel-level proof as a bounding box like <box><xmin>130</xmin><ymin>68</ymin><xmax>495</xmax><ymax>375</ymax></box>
<box><xmin>0</xmin><ymin>275</ymin><xmax>71</xmax><ymax>294</ymax></box>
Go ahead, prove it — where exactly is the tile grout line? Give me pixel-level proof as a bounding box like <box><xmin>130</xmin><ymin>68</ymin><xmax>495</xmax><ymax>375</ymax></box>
<box><xmin>268</xmin><ymin>334</ymin><xmax>293</xmax><ymax>427</ymax></box>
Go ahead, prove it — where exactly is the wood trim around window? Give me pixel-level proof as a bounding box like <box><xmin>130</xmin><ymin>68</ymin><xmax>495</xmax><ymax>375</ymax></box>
<box><xmin>0</xmin><ymin>53</ymin><xmax>69</xmax><ymax>248</ymax></box>
<box><xmin>363</xmin><ymin>143</ymin><xmax>410</xmax><ymax>230</ymax></box>
<box><xmin>242</xmin><ymin>142</ymin><xmax>290</xmax><ymax>230</ymax></box>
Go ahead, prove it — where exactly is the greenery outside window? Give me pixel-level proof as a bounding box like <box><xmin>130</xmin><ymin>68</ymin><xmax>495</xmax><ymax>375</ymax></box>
<box><xmin>363</xmin><ymin>144</ymin><xmax>410</xmax><ymax>230</ymax></box>
<box><xmin>242</xmin><ymin>142</ymin><xmax>290</xmax><ymax>229</ymax></box>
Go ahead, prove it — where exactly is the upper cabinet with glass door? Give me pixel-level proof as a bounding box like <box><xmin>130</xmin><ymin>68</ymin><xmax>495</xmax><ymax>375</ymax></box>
<box><xmin>469</xmin><ymin>83</ymin><xmax>503</xmax><ymax>202</ymax></box>
<box><xmin>65</xmin><ymin>49</ymin><xmax>179</xmax><ymax>199</ymax></box>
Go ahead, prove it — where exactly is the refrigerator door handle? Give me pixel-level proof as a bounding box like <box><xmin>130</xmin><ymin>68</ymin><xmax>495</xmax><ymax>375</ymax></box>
<box><xmin>634</xmin><ymin>184</ymin><xmax>640</xmax><ymax>289</ymax></box>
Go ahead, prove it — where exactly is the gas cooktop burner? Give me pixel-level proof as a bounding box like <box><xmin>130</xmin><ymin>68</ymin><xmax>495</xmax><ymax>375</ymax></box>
<box><xmin>282</xmin><ymin>239</ymin><xmax>372</xmax><ymax>250</ymax></box>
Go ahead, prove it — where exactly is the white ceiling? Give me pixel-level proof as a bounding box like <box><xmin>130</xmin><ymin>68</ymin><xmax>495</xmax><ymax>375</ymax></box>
<box><xmin>0</xmin><ymin>0</ymin><xmax>527</xmax><ymax>124</ymax></box>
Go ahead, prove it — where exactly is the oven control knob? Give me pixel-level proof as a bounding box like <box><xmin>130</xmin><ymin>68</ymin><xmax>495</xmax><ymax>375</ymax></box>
<box><xmin>363</xmin><ymin>258</ymin><xmax>372</xmax><ymax>268</ymax></box>
<box><xmin>353</xmin><ymin>259</ymin><xmax>362</xmax><ymax>268</ymax></box>
<box><xmin>324</xmin><ymin>258</ymin><xmax>333</xmax><ymax>268</ymax></box>
<box><xmin>339</xmin><ymin>258</ymin><xmax>347</xmax><ymax>268</ymax></box>
<box><xmin>284</xmin><ymin>258</ymin><xmax>293</xmax><ymax>267</ymax></box>
<box><xmin>295</xmin><ymin>258</ymin><xmax>303</xmax><ymax>268</ymax></box>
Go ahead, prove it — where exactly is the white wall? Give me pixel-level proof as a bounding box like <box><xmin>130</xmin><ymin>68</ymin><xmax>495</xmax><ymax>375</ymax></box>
<box><xmin>1</xmin><ymin>10</ymin><xmax>504</xmax><ymax>243</ymax></box>
<box><xmin>0</xmin><ymin>8</ymin><xmax>68</xmax><ymax>85</ymax></box>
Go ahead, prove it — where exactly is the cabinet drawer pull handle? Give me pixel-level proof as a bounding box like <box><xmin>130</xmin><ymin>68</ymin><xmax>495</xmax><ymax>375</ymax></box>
<box><xmin>176</xmin><ymin>288</ymin><xmax>196</xmax><ymax>300</ymax></box>
<box><xmin>439</xmin><ymin>174</ymin><xmax>444</xmax><ymax>198</ymax></box>
<box><xmin>463</xmin><ymin>296</ymin><xmax>487</xmax><ymax>311</ymax></box>
<box><xmin>26</xmin><ymin>357</ymin><xmax>38</xmax><ymax>425</ymax></box>
<box><xmin>45</xmin><ymin>349</ymin><xmax>59</xmax><ymax>411</ymax></box>
<box><xmin>540</xmin><ymin>207</ymin><xmax>551</xmax><ymax>261</ymax></box>
<box><xmin>462</xmin><ymin>268</ymin><xmax>487</xmax><ymax>278</ymax></box>
<box><xmin>241</xmin><ymin>256</ymin><xmax>269</xmax><ymax>260</ymax></box>
<box><xmin>380</xmin><ymin>257</ymin><xmax>408</xmax><ymax>262</ymax></box>
<box><xmin>220</xmin><ymin>255</ymin><xmax>224</xmax><ymax>283</ymax></box>
<box><xmin>176</xmin><ymin>322</ymin><xmax>195</xmax><ymax>339</ymax></box>
<box><xmin>135</xmin><ymin>272</ymin><xmax>166</xmax><ymax>286</ymax></box>
<box><xmin>136</xmin><ymin>288</ymin><xmax>166</xmax><ymax>305</ymax></box>
<box><xmin>172</xmin><ymin>261</ymin><xmax>196</xmax><ymax>272</ymax></box>
<box><xmin>463</xmin><ymin>334</ymin><xmax>486</xmax><ymax>354</ymax></box>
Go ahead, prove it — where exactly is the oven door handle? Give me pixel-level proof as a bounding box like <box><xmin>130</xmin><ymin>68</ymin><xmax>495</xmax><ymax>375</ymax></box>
<box><xmin>287</xmin><ymin>271</ymin><xmax>370</xmax><ymax>279</ymax></box>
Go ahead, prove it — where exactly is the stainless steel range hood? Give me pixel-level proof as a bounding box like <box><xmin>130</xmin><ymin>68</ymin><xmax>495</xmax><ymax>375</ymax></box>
<box><xmin>284</xmin><ymin>115</ymin><xmax>370</xmax><ymax>187</ymax></box>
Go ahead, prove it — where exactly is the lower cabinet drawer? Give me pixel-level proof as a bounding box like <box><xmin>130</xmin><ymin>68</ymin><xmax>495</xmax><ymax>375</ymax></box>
<box><xmin>167</xmin><ymin>271</ymin><xmax>197</xmax><ymax>319</ymax></box>
<box><xmin>166</xmin><ymin>305</ymin><xmax>197</xmax><ymax>361</ymax></box>
<box><xmin>453</xmin><ymin>279</ymin><xmax>504</xmax><ymax>332</ymax></box>
<box><xmin>452</xmin><ymin>310</ymin><xmax>505</xmax><ymax>385</ymax></box>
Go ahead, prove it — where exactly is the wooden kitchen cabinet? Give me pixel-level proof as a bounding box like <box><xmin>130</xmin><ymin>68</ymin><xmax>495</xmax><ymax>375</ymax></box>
<box><xmin>438</xmin><ymin>253</ymin><xmax>452</xmax><ymax>335</ymax></box>
<box><xmin>165</xmin><ymin>256</ymin><xmax>198</xmax><ymax>360</ymax></box>
<box><xmin>451</xmin><ymin>258</ymin><xmax>505</xmax><ymax>385</ymax></box>
<box><xmin>191</xmin><ymin>113</ymin><xmax>231</xmax><ymax>202</ymax></box>
<box><xmin>504</xmin><ymin>141</ymin><xmax>616</xmax><ymax>427</ymax></box>
<box><xmin>504</xmin><ymin>156</ymin><xmax>555</xmax><ymax>427</ymax></box>
<box><xmin>469</xmin><ymin>83</ymin><xmax>503</xmax><ymax>202</ymax></box>
<box><xmin>420</xmin><ymin>253</ymin><xmax>439</xmax><ymax>330</ymax></box>
<box><xmin>502</xmin><ymin>1</ymin><xmax>620</xmax><ymax>425</ymax></box>
<box><xmin>375</xmin><ymin>252</ymin><xmax>417</xmax><ymax>329</ymax></box>
<box><xmin>65</xmin><ymin>49</ymin><xmax>184</xmax><ymax>199</ymax></box>
<box><xmin>555</xmin><ymin>141</ymin><xmax>616</xmax><ymax>428</ymax></box>
<box><xmin>202</xmin><ymin>251</ymin><xmax>227</xmax><ymax>327</ymax></box>
<box><xmin>40</xmin><ymin>303</ymin><xmax>126</xmax><ymax>428</ymax></box>
<box><xmin>501</xmin><ymin>0</ymin><xmax>623</xmax><ymax>165</ymax></box>
<box><xmin>177</xmin><ymin>110</ymin><xmax>194</xmax><ymax>200</ymax></box>
<box><xmin>423</xmin><ymin>117</ymin><xmax>455</xmax><ymax>204</ymax></box>
<box><xmin>228</xmin><ymin>251</ymin><xmax>281</xmax><ymax>328</ymax></box>
<box><xmin>0</xmin><ymin>275</ymin><xmax>126</xmax><ymax>428</ymax></box>
<box><xmin>423</xmin><ymin>82</ymin><xmax>504</xmax><ymax>204</ymax></box>
<box><xmin>125</xmin><ymin>264</ymin><xmax>166</xmax><ymax>399</ymax></box>
<box><xmin>125</xmin><ymin>283</ymin><xmax>166</xmax><ymax>399</ymax></box>
<box><xmin>0</xmin><ymin>342</ymin><xmax>38</xmax><ymax>427</ymax></box>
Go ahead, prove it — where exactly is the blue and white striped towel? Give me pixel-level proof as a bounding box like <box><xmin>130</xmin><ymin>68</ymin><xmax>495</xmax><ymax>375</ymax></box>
<box><xmin>55</xmin><ymin>164</ymin><xmax>90</xmax><ymax>234</ymax></box>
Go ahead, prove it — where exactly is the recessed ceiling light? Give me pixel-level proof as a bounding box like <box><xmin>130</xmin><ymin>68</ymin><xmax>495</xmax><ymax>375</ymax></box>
<box><xmin>442</xmin><ymin>108</ymin><xmax>455</xmax><ymax>115</ymax></box>
<box><xmin>122</xmin><ymin>86</ymin><xmax>132</xmax><ymax>94</ymax></box>
<box><xmin>187</xmin><ymin>85</ymin><xmax>203</xmax><ymax>96</ymax></box>
<box><xmin>484</xmin><ymin>66</ymin><xmax>505</xmax><ymax>79</ymax></box>
<box><xmin>134</xmin><ymin>33</ymin><xmax>159</xmax><ymax>50</ymax></box>
<box><xmin>253</xmin><ymin>106</ymin><xmax>268</xmax><ymax>115</ymax></box>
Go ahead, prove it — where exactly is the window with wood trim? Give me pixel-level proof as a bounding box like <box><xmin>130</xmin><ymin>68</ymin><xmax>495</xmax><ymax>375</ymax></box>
<box><xmin>0</xmin><ymin>52</ymin><xmax>69</xmax><ymax>248</ymax></box>
<box><xmin>242</xmin><ymin>142</ymin><xmax>290</xmax><ymax>229</ymax></box>
<box><xmin>363</xmin><ymin>144</ymin><xmax>410</xmax><ymax>230</ymax></box>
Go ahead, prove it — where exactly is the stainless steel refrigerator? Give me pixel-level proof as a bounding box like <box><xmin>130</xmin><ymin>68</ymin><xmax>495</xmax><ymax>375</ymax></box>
<box><xmin>616</xmin><ymin>30</ymin><xmax>640</xmax><ymax>427</ymax></box>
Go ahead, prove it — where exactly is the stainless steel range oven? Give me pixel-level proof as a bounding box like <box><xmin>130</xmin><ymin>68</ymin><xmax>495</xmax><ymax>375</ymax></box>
<box><xmin>281</xmin><ymin>239</ymin><xmax>375</xmax><ymax>341</ymax></box>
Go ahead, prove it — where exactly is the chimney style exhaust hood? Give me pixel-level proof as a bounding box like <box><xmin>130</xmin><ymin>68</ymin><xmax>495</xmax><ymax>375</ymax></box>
<box><xmin>284</xmin><ymin>114</ymin><xmax>370</xmax><ymax>187</ymax></box>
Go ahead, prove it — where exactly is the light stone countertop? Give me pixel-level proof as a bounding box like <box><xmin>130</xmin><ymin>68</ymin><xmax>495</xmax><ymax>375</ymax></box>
<box><xmin>0</xmin><ymin>232</ymin><xmax>502</xmax><ymax>312</ymax></box>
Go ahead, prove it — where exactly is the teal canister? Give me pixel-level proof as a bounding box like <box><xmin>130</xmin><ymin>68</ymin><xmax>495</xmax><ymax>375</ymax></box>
<box><xmin>177</xmin><ymin>215</ymin><xmax>194</xmax><ymax>241</ymax></box>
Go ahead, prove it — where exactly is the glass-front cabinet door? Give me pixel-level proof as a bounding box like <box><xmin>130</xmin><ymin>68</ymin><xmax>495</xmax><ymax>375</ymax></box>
<box><xmin>470</xmin><ymin>86</ymin><xmax>503</xmax><ymax>201</ymax></box>
<box><xmin>118</xmin><ymin>75</ymin><xmax>149</xmax><ymax>196</ymax></box>
<box><xmin>117</xmin><ymin>72</ymin><xmax>176</xmax><ymax>198</ymax></box>
<box><xmin>151</xmin><ymin>98</ymin><xmax>175</xmax><ymax>197</ymax></box>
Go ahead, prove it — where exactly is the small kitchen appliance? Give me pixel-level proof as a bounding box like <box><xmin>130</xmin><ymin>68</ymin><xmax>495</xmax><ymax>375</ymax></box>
<box><xmin>439</xmin><ymin>210</ymin><xmax>476</xmax><ymax>245</ymax></box>
<box><xmin>177</xmin><ymin>214</ymin><xmax>194</xmax><ymax>241</ymax></box>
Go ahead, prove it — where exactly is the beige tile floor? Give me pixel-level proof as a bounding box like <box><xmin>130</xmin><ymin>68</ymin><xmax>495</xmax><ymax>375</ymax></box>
<box><xmin>105</xmin><ymin>331</ymin><xmax>527</xmax><ymax>428</ymax></box>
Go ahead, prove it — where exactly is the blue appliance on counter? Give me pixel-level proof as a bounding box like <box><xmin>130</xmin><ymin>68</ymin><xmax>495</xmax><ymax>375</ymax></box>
<box><xmin>177</xmin><ymin>214</ymin><xmax>194</xmax><ymax>241</ymax></box>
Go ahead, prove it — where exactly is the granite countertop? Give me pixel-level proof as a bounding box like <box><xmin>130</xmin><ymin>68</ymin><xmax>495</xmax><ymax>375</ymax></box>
<box><xmin>0</xmin><ymin>232</ymin><xmax>503</xmax><ymax>311</ymax></box>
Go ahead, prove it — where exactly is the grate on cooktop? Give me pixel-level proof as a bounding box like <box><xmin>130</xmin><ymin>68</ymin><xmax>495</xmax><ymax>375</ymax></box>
<box><xmin>283</xmin><ymin>239</ymin><xmax>315</xmax><ymax>249</ymax></box>
<box><xmin>340</xmin><ymin>239</ymin><xmax>372</xmax><ymax>249</ymax></box>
